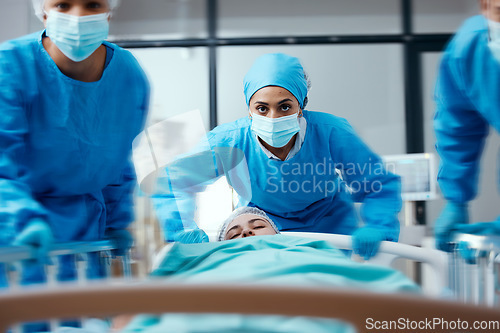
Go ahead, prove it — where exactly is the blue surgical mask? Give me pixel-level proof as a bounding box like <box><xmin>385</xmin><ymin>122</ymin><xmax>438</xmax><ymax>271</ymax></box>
<box><xmin>251</xmin><ymin>113</ymin><xmax>300</xmax><ymax>148</ymax></box>
<box><xmin>45</xmin><ymin>11</ymin><xmax>109</xmax><ymax>62</ymax></box>
<box><xmin>488</xmin><ymin>19</ymin><xmax>500</xmax><ymax>63</ymax></box>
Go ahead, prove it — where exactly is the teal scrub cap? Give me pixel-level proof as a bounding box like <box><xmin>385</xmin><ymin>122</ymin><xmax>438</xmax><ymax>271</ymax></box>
<box><xmin>243</xmin><ymin>53</ymin><xmax>309</xmax><ymax>109</ymax></box>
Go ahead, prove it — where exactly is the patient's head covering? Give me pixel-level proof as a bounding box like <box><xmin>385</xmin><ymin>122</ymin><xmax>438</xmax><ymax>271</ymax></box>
<box><xmin>217</xmin><ymin>206</ymin><xmax>280</xmax><ymax>241</ymax></box>
<box><xmin>243</xmin><ymin>53</ymin><xmax>309</xmax><ymax>109</ymax></box>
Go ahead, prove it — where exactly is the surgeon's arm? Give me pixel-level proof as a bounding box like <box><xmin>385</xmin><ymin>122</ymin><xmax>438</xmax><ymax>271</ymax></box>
<box><xmin>331</xmin><ymin>121</ymin><xmax>401</xmax><ymax>242</ymax></box>
<box><xmin>101</xmin><ymin>162</ymin><xmax>137</xmax><ymax>255</ymax></box>
<box><xmin>151</xmin><ymin>149</ymin><xmax>221</xmax><ymax>243</ymax></box>
<box><xmin>433</xmin><ymin>54</ymin><xmax>489</xmax><ymax>204</ymax></box>
<box><xmin>103</xmin><ymin>163</ymin><xmax>138</xmax><ymax>231</ymax></box>
<box><xmin>102</xmin><ymin>65</ymin><xmax>151</xmax><ymax>250</ymax></box>
<box><xmin>0</xmin><ymin>59</ymin><xmax>50</xmax><ymax>246</ymax></box>
<box><xmin>433</xmin><ymin>54</ymin><xmax>489</xmax><ymax>251</ymax></box>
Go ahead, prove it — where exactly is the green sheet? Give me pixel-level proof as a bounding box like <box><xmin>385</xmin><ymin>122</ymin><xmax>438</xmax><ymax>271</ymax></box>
<box><xmin>124</xmin><ymin>235</ymin><xmax>420</xmax><ymax>332</ymax></box>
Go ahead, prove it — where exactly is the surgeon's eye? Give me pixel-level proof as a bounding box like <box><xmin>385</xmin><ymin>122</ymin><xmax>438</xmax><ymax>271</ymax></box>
<box><xmin>87</xmin><ymin>1</ymin><xmax>104</xmax><ymax>9</ymax></box>
<box><xmin>256</xmin><ymin>106</ymin><xmax>268</xmax><ymax>113</ymax></box>
<box><xmin>280</xmin><ymin>104</ymin><xmax>291</xmax><ymax>112</ymax></box>
<box><xmin>54</xmin><ymin>2</ymin><xmax>70</xmax><ymax>9</ymax></box>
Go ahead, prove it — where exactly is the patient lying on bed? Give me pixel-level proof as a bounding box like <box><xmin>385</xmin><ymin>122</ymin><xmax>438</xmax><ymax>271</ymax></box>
<box><xmin>56</xmin><ymin>207</ymin><xmax>419</xmax><ymax>332</ymax></box>
<box><xmin>111</xmin><ymin>207</ymin><xmax>419</xmax><ymax>332</ymax></box>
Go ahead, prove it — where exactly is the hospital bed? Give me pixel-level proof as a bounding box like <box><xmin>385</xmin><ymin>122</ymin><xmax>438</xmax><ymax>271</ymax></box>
<box><xmin>0</xmin><ymin>232</ymin><xmax>497</xmax><ymax>332</ymax></box>
<box><xmin>449</xmin><ymin>233</ymin><xmax>500</xmax><ymax>306</ymax></box>
<box><xmin>0</xmin><ymin>240</ymin><xmax>132</xmax><ymax>287</ymax></box>
<box><xmin>288</xmin><ymin>232</ymin><xmax>499</xmax><ymax>305</ymax></box>
<box><xmin>1</xmin><ymin>281</ymin><xmax>500</xmax><ymax>333</ymax></box>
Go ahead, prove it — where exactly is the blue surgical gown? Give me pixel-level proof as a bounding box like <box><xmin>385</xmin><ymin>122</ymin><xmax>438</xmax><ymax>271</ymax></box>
<box><xmin>434</xmin><ymin>15</ymin><xmax>500</xmax><ymax>203</ymax></box>
<box><xmin>0</xmin><ymin>31</ymin><xmax>149</xmax><ymax>279</ymax></box>
<box><xmin>154</xmin><ymin>110</ymin><xmax>401</xmax><ymax>242</ymax></box>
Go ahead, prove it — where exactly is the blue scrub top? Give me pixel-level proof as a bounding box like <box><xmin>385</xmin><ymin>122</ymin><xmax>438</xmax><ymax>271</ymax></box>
<box><xmin>434</xmin><ymin>15</ymin><xmax>500</xmax><ymax>203</ymax></box>
<box><xmin>154</xmin><ymin>110</ymin><xmax>401</xmax><ymax>242</ymax></box>
<box><xmin>0</xmin><ymin>31</ymin><xmax>149</xmax><ymax>244</ymax></box>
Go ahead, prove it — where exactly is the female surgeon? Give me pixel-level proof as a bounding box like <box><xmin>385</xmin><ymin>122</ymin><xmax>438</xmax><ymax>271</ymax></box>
<box><xmin>0</xmin><ymin>0</ymin><xmax>149</xmax><ymax>290</ymax></box>
<box><xmin>153</xmin><ymin>53</ymin><xmax>401</xmax><ymax>260</ymax></box>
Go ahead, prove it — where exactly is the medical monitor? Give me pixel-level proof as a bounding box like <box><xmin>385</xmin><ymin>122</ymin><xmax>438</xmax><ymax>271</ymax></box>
<box><xmin>382</xmin><ymin>153</ymin><xmax>437</xmax><ymax>201</ymax></box>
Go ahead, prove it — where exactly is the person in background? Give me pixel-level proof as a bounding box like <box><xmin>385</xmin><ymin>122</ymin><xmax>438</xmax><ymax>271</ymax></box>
<box><xmin>433</xmin><ymin>0</ymin><xmax>500</xmax><ymax>253</ymax></box>
<box><xmin>0</xmin><ymin>0</ymin><xmax>149</xmax><ymax>292</ymax></box>
<box><xmin>154</xmin><ymin>53</ymin><xmax>401</xmax><ymax>260</ymax></box>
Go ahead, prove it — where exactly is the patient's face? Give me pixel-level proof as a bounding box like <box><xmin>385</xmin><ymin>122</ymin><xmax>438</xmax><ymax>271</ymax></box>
<box><xmin>224</xmin><ymin>214</ymin><xmax>277</xmax><ymax>240</ymax></box>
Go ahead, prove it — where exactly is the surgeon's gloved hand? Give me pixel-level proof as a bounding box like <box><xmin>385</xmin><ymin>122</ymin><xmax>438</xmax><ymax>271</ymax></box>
<box><xmin>105</xmin><ymin>229</ymin><xmax>134</xmax><ymax>256</ymax></box>
<box><xmin>457</xmin><ymin>241</ymin><xmax>478</xmax><ymax>264</ymax></box>
<box><xmin>13</xmin><ymin>218</ymin><xmax>53</xmax><ymax>264</ymax></box>
<box><xmin>454</xmin><ymin>219</ymin><xmax>500</xmax><ymax>264</ymax></box>
<box><xmin>175</xmin><ymin>229</ymin><xmax>209</xmax><ymax>244</ymax></box>
<box><xmin>435</xmin><ymin>202</ymin><xmax>468</xmax><ymax>252</ymax></box>
<box><xmin>352</xmin><ymin>227</ymin><xmax>384</xmax><ymax>260</ymax></box>
<box><xmin>454</xmin><ymin>220</ymin><xmax>500</xmax><ymax>236</ymax></box>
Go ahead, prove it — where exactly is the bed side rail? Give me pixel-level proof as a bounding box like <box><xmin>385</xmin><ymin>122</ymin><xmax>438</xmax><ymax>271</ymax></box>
<box><xmin>281</xmin><ymin>232</ymin><xmax>448</xmax><ymax>297</ymax></box>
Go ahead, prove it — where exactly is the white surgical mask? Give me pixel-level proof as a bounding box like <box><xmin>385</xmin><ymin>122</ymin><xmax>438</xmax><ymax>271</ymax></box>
<box><xmin>488</xmin><ymin>19</ymin><xmax>500</xmax><ymax>63</ymax></box>
<box><xmin>250</xmin><ymin>113</ymin><xmax>300</xmax><ymax>148</ymax></box>
<box><xmin>45</xmin><ymin>11</ymin><xmax>109</xmax><ymax>62</ymax></box>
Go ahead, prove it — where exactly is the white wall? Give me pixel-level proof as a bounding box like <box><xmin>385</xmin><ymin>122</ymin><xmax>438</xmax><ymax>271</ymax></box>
<box><xmin>109</xmin><ymin>0</ymin><xmax>207</xmax><ymax>40</ymax></box>
<box><xmin>218</xmin><ymin>0</ymin><xmax>402</xmax><ymax>37</ymax></box>
<box><xmin>413</xmin><ymin>0</ymin><xmax>479</xmax><ymax>33</ymax></box>
<box><xmin>129</xmin><ymin>47</ymin><xmax>210</xmax><ymax>128</ymax></box>
<box><xmin>0</xmin><ymin>0</ymin><xmax>40</xmax><ymax>43</ymax></box>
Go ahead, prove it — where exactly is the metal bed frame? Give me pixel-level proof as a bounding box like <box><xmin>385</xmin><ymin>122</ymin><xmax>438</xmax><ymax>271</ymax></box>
<box><xmin>0</xmin><ymin>232</ymin><xmax>498</xmax><ymax>331</ymax></box>
<box><xmin>0</xmin><ymin>282</ymin><xmax>499</xmax><ymax>332</ymax></box>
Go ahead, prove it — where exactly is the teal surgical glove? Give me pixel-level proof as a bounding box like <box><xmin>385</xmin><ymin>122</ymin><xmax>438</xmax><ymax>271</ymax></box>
<box><xmin>352</xmin><ymin>227</ymin><xmax>384</xmax><ymax>260</ymax></box>
<box><xmin>457</xmin><ymin>241</ymin><xmax>478</xmax><ymax>264</ymax></box>
<box><xmin>175</xmin><ymin>229</ymin><xmax>209</xmax><ymax>244</ymax></box>
<box><xmin>454</xmin><ymin>219</ymin><xmax>500</xmax><ymax>264</ymax></box>
<box><xmin>454</xmin><ymin>220</ymin><xmax>500</xmax><ymax>236</ymax></box>
<box><xmin>13</xmin><ymin>219</ymin><xmax>53</xmax><ymax>264</ymax></box>
<box><xmin>435</xmin><ymin>202</ymin><xmax>468</xmax><ymax>252</ymax></box>
<box><xmin>105</xmin><ymin>229</ymin><xmax>134</xmax><ymax>256</ymax></box>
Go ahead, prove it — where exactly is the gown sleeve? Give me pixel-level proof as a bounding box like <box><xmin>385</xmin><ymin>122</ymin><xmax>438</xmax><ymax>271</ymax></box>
<box><xmin>433</xmin><ymin>46</ymin><xmax>489</xmax><ymax>204</ymax></box>
<box><xmin>102</xmin><ymin>73</ymin><xmax>150</xmax><ymax>232</ymax></box>
<box><xmin>330</xmin><ymin>119</ymin><xmax>402</xmax><ymax>241</ymax></box>
<box><xmin>151</xmin><ymin>139</ymin><xmax>221</xmax><ymax>242</ymax></box>
<box><xmin>0</xmin><ymin>48</ymin><xmax>48</xmax><ymax>245</ymax></box>
<box><xmin>102</xmin><ymin>162</ymin><xmax>137</xmax><ymax>231</ymax></box>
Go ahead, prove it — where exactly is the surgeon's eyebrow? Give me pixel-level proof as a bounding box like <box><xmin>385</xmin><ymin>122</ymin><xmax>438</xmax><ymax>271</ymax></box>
<box><xmin>253</xmin><ymin>98</ymin><xmax>293</xmax><ymax>106</ymax></box>
<box><xmin>277</xmin><ymin>98</ymin><xmax>293</xmax><ymax>105</ymax></box>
